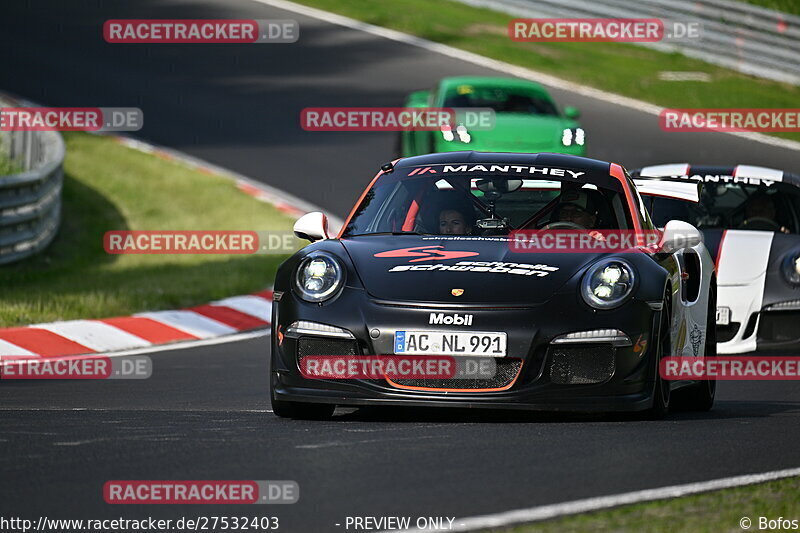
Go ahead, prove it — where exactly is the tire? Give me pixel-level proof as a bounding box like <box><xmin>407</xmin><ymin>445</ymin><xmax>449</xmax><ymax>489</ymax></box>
<box><xmin>271</xmin><ymin>391</ymin><xmax>335</xmax><ymax>420</ymax></box>
<box><xmin>673</xmin><ymin>285</ymin><xmax>717</xmax><ymax>411</ymax></box>
<box><xmin>644</xmin><ymin>295</ymin><xmax>672</xmax><ymax>420</ymax></box>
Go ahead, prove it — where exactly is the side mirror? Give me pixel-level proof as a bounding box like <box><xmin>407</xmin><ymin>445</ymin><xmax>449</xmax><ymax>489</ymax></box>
<box><xmin>660</xmin><ymin>220</ymin><xmax>702</xmax><ymax>253</ymax></box>
<box><xmin>293</xmin><ymin>212</ymin><xmax>330</xmax><ymax>242</ymax></box>
<box><xmin>564</xmin><ymin>106</ymin><xmax>580</xmax><ymax>119</ymax></box>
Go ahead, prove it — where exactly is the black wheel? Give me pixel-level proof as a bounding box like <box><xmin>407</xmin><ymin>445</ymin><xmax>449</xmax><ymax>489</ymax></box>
<box><xmin>674</xmin><ymin>284</ymin><xmax>717</xmax><ymax>411</ymax></box>
<box><xmin>271</xmin><ymin>391</ymin><xmax>335</xmax><ymax>420</ymax></box>
<box><xmin>644</xmin><ymin>295</ymin><xmax>672</xmax><ymax>420</ymax></box>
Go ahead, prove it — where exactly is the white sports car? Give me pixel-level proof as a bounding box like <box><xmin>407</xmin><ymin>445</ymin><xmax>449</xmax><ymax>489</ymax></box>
<box><xmin>632</xmin><ymin>164</ymin><xmax>800</xmax><ymax>354</ymax></box>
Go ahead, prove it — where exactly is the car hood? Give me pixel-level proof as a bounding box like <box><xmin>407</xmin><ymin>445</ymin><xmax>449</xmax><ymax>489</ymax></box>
<box><xmin>462</xmin><ymin>114</ymin><xmax>574</xmax><ymax>152</ymax></box>
<box><xmin>341</xmin><ymin>236</ymin><xmax>604</xmax><ymax>305</ymax></box>
<box><xmin>709</xmin><ymin>229</ymin><xmax>777</xmax><ymax>285</ymax></box>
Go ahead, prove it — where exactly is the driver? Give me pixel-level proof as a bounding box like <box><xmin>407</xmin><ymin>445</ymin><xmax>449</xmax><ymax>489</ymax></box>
<box><xmin>741</xmin><ymin>192</ymin><xmax>789</xmax><ymax>233</ymax></box>
<box><xmin>555</xmin><ymin>190</ymin><xmax>598</xmax><ymax>229</ymax></box>
<box><xmin>439</xmin><ymin>207</ymin><xmax>473</xmax><ymax>235</ymax></box>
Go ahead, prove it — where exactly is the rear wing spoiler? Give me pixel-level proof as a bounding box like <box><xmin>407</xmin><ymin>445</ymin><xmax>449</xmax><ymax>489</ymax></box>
<box><xmin>632</xmin><ymin>179</ymin><xmax>701</xmax><ymax>203</ymax></box>
<box><xmin>631</xmin><ymin>163</ymin><xmax>800</xmax><ymax>192</ymax></box>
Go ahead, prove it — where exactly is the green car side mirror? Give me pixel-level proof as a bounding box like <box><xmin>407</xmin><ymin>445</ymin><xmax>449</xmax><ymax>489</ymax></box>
<box><xmin>564</xmin><ymin>106</ymin><xmax>580</xmax><ymax>119</ymax></box>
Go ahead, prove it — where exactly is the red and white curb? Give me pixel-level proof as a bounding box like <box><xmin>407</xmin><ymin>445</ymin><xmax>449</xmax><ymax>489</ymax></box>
<box><xmin>0</xmin><ymin>93</ymin><xmax>343</xmax><ymax>362</ymax></box>
<box><xmin>0</xmin><ymin>290</ymin><xmax>274</xmax><ymax>360</ymax></box>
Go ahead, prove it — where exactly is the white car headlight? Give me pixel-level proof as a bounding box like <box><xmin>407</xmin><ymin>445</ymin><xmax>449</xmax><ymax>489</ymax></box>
<box><xmin>783</xmin><ymin>251</ymin><xmax>800</xmax><ymax>285</ymax></box>
<box><xmin>294</xmin><ymin>252</ymin><xmax>344</xmax><ymax>302</ymax></box>
<box><xmin>441</xmin><ymin>124</ymin><xmax>471</xmax><ymax>143</ymax></box>
<box><xmin>561</xmin><ymin>127</ymin><xmax>585</xmax><ymax>147</ymax></box>
<box><xmin>581</xmin><ymin>259</ymin><xmax>636</xmax><ymax>309</ymax></box>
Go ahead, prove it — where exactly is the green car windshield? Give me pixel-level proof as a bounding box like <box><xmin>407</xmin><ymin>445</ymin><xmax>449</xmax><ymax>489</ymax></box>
<box><xmin>442</xmin><ymin>85</ymin><xmax>559</xmax><ymax>116</ymax></box>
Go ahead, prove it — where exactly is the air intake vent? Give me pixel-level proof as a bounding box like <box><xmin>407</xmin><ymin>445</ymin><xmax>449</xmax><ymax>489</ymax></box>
<box><xmin>298</xmin><ymin>337</ymin><xmax>359</xmax><ymax>358</ymax></box>
<box><xmin>549</xmin><ymin>345</ymin><xmax>615</xmax><ymax>385</ymax></box>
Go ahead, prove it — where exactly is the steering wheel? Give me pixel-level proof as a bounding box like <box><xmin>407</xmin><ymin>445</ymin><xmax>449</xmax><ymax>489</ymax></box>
<box><xmin>740</xmin><ymin>217</ymin><xmax>780</xmax><ymax>231</ymax></box>
<box><xmin>542</xmin><ymin>221</ymin><xmax>585</xmax><ymax>230</ymax></box>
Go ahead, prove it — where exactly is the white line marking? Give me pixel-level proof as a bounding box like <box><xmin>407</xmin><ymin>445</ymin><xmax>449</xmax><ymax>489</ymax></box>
<box><xmin>210</xmin><ymin>295</ymin><xmax>272</xmax><ymax>320</ymax></box>
<box><xmin>0</xmin><ymin>339</ymin><xmax>36</xmax><ymax>356</ymax></box>
<box><xmin>253</xmin><ymin>0</ymin><xmax>800</xmax><ymax>153</ymax></box>
<box><xmin>33</xmin><ymin>320</ymin><xmax>151</xmax><ymax>352</ymax></box>
<box><xmin>386</xmin><ymin>466</ymin><xmax>800</xmax><ymax>532</ymax></box>
<box><xmin>297</xmin><ymin>435</ymin><xmax>441</xmax><ymax>449</ymax></box>
<box><xmin>135</xmin><ymin>310</ymin><xmax>237</xmax><ymax>338</ymax></box>
<box><xmin>93</xmin><ymin>329</ymin><xmax>269</xmax><ymax>357</ymax></box>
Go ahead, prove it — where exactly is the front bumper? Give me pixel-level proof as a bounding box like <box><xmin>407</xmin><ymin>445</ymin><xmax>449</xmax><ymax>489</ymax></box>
<box><xmin>271</xmin><ymin>288</ymin><xmax>662</xmax><ymax>412</ymax></box>
<box><xmin>717</xmin><ymin>284</ymin><xmax>800</xmax><ymax>353</ymax></box>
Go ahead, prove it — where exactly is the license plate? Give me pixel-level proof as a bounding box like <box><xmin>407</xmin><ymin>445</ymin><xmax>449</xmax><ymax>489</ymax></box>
<box><xmin>716</xmin><ymin>306</ymin><xmax>731</xmax><ymax>326</ymax></box>
<box><xmin>394</xmin><ymin>331</ymin><xmax>507</xmax><ymax>357</ymax></box>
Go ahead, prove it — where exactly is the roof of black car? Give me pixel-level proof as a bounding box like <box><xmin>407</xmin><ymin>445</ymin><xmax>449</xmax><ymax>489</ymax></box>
<box><xmin>394</xmin><ymin>151</ymin><xmax>614</xmax><ymax>175</ymax></box>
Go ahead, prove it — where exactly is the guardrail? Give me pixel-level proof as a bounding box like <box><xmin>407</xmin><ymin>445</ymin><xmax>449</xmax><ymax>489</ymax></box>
<box><xmin>0</xmin><ymin>97</ymin><xmax>65</xmax><ymax>265</ymax></box>
<box><xmin>456</xmin><ymin>0</ymin><xmax>800</xmax><ymax>85</ymax></box>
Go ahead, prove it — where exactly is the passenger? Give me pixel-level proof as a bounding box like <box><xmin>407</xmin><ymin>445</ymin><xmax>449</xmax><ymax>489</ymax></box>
<box><xmin>555</xmin><ymin>190</ymin><xmax>599</xmax><ymax>229</ymax></box>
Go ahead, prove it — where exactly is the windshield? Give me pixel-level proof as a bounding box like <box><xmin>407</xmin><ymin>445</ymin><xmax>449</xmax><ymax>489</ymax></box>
<box><xmin>442</xmin><ymin>85</ymin><xmax>559</xmax><ymax>116</ymax></box>
<box><xmin>343</xmin><ymin>168</ymin><xmax>633</xmax><ymax>237</ymax></box>
<box><xmin>648</xmin><ymin>182</ymin><xmax>800</xmax><ymax>234</ymax></box>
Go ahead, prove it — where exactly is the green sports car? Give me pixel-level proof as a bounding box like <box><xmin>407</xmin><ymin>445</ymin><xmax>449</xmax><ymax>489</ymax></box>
<box><xmin>400</xmin><ymin>76</ymin><xmax>585</xmax><ymax>157</ymax></box>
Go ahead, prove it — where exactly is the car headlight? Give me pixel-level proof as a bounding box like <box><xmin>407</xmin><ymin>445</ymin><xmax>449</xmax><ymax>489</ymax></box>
<box><xmin>441</xmin><ymin>123</ymin><xmax>471</xmax><ymax>143</ymax></box>
<box><xmin>581</xmin><ymin>259</ymin><xmax>636</xmax><ymax>309</ymax></box>
<box><xmin>561</xmin><ymin>127</ymin><xmax>585</xmax><ymax>147</ymax></box>
<box><xmin>294</xmin><ymin>252</ymin><xmax>344</xmax><ymax>302</ymax></box>
<box><xmin>782</xmin><ymin>251</ymin><xmax>800</xmax><ymax>286</ymax></box>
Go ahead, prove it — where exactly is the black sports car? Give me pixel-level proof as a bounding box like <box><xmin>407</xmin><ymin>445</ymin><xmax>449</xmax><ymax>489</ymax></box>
<box><xmin>270</xmin><ymin>152</ymin><xmax>716</xmax><ymax>419</ymax></box>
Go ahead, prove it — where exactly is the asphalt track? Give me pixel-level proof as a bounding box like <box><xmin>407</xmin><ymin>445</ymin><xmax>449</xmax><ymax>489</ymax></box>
<box><xmin>2</xmin><ymin>0</ymin><xmax>800</xmax><ymax>531</ymax></box>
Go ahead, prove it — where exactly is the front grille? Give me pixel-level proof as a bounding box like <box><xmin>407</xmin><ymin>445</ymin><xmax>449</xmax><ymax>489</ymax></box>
<box><xmin>297</xmin><ymin>337</ymin><xmax>359</xmax><ymax>357</ymax></box>
<box><xmin>549</xmin><ymin>345</ymin><xmax>615</xmax><ymax>385</ymax></box>
<box><xmin>717</xmin><ymin>322</ymin><xmax>740</xmax><ymax>343</ymax></box>
<box><xmin>389</xmin><ymin>358</ymin><xmax>522</xmax><ymax>391</ymax></box>
<box><xmin>758</xmin><ymin>311</ymin><xmax>800</xmax><ymax>343</ymax></box>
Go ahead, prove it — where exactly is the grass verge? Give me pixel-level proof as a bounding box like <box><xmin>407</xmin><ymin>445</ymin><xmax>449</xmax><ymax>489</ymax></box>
<box><xmin>0</xmin><ymin>152</ymin><xmax>21</xmax><ymax>175</ymax></box>
<box><xmin>0</xmin><ymin>132</ymin><xmax>297</xmax><ymax>326</ymax></box>
<box><xmin>501</xmin><ymin>476</ymin><xmax>800</xmax><ymax>533</ymax></box>
<box><xmin>737</xmin><ymin>0</ymin><xmax>800</xmax><ymax>16</ymax></box>
<box><xmin>293</xmin><ymin>0</ymin><xmax>800</xmax><ymax>142</ymax></box>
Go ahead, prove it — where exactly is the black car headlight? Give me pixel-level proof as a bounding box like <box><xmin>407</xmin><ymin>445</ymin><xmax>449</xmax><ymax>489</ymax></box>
<box><xmin>294</xmin><ymin>252</ymin><xmax>344</xmax><ymax>302</ymax></box>
<box><xmin>782</xmin><ymin>251</ymin><xmax>800</xmax><ymax>286</ymax></box>
<box><xmin>581</xmin><ymin>259</ymin><xmax>636</xmax><ymax>309</ymax></box>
